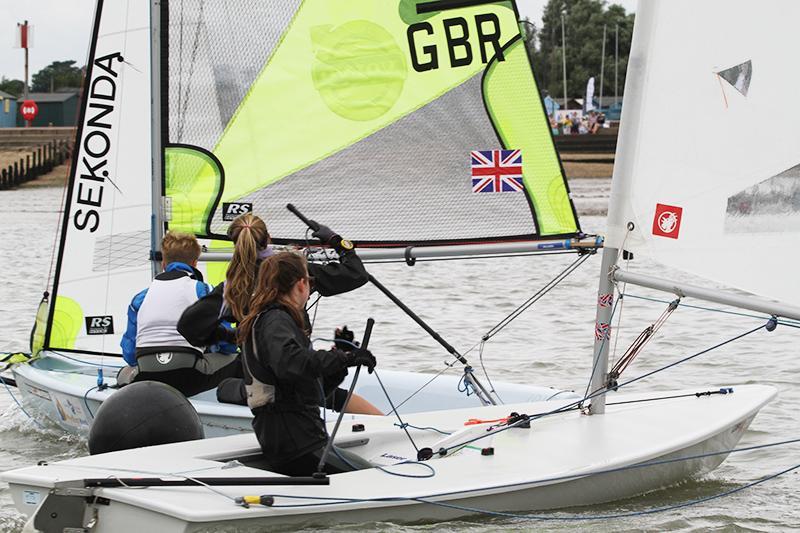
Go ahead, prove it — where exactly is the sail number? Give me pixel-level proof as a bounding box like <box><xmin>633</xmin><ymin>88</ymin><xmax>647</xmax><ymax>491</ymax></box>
<box><xmin>407</xmin><ymin>14</ymin><xmax>504</xmax><ymax>72</ymax></box>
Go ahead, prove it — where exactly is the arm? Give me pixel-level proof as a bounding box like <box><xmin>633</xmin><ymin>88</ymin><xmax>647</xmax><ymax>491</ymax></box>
<box><xmin>258</xmin><ymin>311</ymin><xmax>348</xmax><ymax>382</ymax></box>
<box><xmin>178</xmin><ymin>283</ymin><xmax>235</xmax><ymax>347</ymax></box>
<box><xmin>325</xmin><ymin>388</ymin><xmax>383</xmax><ymax>415</ymax></box>
<box><xmin>120</xmin><ymin>289</ymin><xmax>147</xmax><ymax>366</ymax></box>
<box><xmin>308</xmin><ymin>250</ymin><xmax>369</xmax><ymax>297</ymax></box>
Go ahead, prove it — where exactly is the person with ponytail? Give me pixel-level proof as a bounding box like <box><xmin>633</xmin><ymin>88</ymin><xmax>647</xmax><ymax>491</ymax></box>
<box><xmin>239</xmin><ymin>252</ymin><xmax>377</xmax><ymax>476</ymax></box>
<box><xmin>178</xmin><ymin>213</ymin><xmax>381</xmax><ymax>415</ymax></box>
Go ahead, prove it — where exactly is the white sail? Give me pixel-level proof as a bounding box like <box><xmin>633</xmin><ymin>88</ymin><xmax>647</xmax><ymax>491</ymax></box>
<box><xmin>607</xmin><ymin>0</ymin><xmax>800</xmax><ymax>304</ymax></box>
<box><xmin>44</xmin><ymin>0</ymin><xmax>153</xmax><ymax>354</ymax></box>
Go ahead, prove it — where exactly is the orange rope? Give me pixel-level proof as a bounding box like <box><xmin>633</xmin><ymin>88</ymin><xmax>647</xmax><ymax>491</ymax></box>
<box><xmin>464</xmin><ymin>416</ymin><xmax>509</xmax><ymax>426</ymax></box>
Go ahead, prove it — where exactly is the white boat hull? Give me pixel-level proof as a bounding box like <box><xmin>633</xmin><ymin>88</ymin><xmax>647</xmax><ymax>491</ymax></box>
<box><xmin>10</xmin><ymin>352</ymin><xmax>577</xmax><ymax>437</ymax></box>
<box><xmin>3</xmin><ymin>384</ymin><xmax>775</xmax><ymax>531</ymax></box>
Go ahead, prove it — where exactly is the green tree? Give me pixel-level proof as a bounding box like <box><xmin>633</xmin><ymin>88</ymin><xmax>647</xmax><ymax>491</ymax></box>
<box><xmin>30</xmin><ymin>60</ymin><xmax>83</xmax><ymax>93</ymax></box>
<box><xmin>533</xmin><ymin>0</ymin><xmax>634</xmax><ymax>102</ymax></box>
<box><xmin>0</xmin><ymin>76</ymin><xmax>25</xmax><ymax>97</ymax></box>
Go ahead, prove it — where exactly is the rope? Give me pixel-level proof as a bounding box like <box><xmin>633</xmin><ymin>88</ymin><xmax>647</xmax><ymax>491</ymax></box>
<box><xmin>622</xmin><ymin>292</ymin><xmax>800</xmax><ymax>328</ymax></box>
<box><xmin>410</xmin><ymin>462</ymin><xmax>800</xmax><ymax>520</ymax></box>
<box><xmin>372</xmin><ymin>369</ymin><xmax>420</xmax><ymax>453</ymax></box>
<box><xmin>0</xmin><ymin>375</ymin><xmax>45</xmax><ymax>429</ymax></box>
<box><xmin>605</xmin><ymin>322</ymin><xmax>767</xmax><ymax>394</ymax></box>
<box><xmin>477</xmin><ymin>341</ymin><xmax>503</xmax><ymax>404</ymax></box>
<box><xmin>383</xmin><ymin>360</ymin><xmax>457</xmax><ymax>416</ymax></box>
<box><xmin>608</xmin><ymin>298</ymin><xmax>679</xmax><ymax>384</ymax></box>
<box><xmin>375</xmin><ymin>461</ymin><xmax>436</xmax><ymax>479</ymax></box>
<box><xmin>478</xmin><ymin>253</ymin><xmax>592</xmax><ymax>343</ymax></box>
<box><xmin>439</xmin><ymin>322</ymin><xmax>770</xmax><ymax>456</ymax></box>
<box><xmin>260</xmin><ymin>437</ymin><xmax>800</xmax><ymax>518</ymax></box>
<box><xmin>83</xmin><ymin>386</ymin><xmax>99</xmax><ymax>419</ymax></box>
<box><xmin>394</xmin><ymin>422</ymin><xmax>451</xmax><ymax>436</ymax></box>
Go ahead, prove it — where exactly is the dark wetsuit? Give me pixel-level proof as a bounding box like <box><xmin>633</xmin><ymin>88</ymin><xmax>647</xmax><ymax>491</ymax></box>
<box><xmin>243</xmin><ymin>304</ymin><xmax>371</xmax><ymax>476</ymax></box>
<box><xmin>177</xmin><ymin>250</ymin><xmax>369</xmax><ymax>404</ymax></box>
<box><xmin>178</xmin><ymin>250</ymin><xmax>368</xmax><ymax>346</ymax></box>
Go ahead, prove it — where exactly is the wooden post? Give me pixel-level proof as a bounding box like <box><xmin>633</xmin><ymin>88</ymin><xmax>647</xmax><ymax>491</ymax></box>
<box><xmin>1</xmin><ymin>168</ymin><xmax>6</xmax><ymax>189</ymax></box>
<box><xmin>25</xmin><ymin>154</ymin><xmax>30</xmax><ymax>181</ymax></box>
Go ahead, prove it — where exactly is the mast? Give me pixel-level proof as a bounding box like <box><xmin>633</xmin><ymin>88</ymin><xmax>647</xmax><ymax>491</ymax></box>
<box><xmin>150</xmin><ymin>0</ymin><xmax>164</xmax><ymax>276</ymax></box>
<box><xmin>589</xmin><ymin>0</ymin><xmax>656</xmax><ymax>415</ymax></box>
<box><xmin>599</xmin><ymin>24</ymin><xmax>606</xmax><ymax>111</ymax></box>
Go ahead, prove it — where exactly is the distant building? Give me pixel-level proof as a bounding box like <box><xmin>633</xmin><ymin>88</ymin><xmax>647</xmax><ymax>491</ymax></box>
<box><xmin>16</xmin><ymin>90</ymin><xmax>80</xmax><ymax>127</ymax></box>
<box><xmin>0</xmin><ymin>90</ymin><xmax>18</xmax><ymax>128</ymax></box>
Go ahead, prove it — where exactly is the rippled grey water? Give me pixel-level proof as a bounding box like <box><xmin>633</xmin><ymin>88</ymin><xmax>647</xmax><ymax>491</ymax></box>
<box><xmin>0</xmin><ymin>181</ymin><xmax>798</xmax><ymax>532</ymax></box>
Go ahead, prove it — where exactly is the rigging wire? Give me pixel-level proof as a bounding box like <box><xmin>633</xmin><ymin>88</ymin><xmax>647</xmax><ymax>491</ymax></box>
<box><xmin>607</xmin><ymin>298</ymin><xmax>680</xmax><ymax>386</ymax></box>
<box><xmin>622</xmin><ymin>292</ymin><xmax>800</xmax><ymax>327</ymax></box>
<box><xmin>385</xmin><ymin>253</ymin><xmax>594</xmax><ymax>412</ymax></box>
<box><xmin>440</xmin><ymin>321</ymin><xmax>770</xmax><ymax>456</ymax></box>
<box><xmin>477</xmin><ymin>253</ymin><xmax>592</xmax><ymax>344</ymax></box>
<box><xmin>256</xmin><ymin>438</ymin><xmax>800</xmax><ymax>519</ymax></box>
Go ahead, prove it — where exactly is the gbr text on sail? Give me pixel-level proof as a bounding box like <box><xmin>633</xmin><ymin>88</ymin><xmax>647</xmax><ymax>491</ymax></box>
<box><xmin>73</xmin><ymin>52</ymin><xmax>123</xmax><ymax>233</ymax></box>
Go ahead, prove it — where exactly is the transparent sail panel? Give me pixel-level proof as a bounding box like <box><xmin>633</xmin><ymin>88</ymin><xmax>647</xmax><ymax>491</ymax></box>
<box><xmin>167</xmin><ymin>0</ymin><xmax>301</xmax><ymax>148</ymax></box>
<box><xmin>165</xmin><ymin>0</ymin><xmax>578</xmax><ymax>245</ymax></box>
<box><xmin>725</xmin><ymin>163</ymin><xmax>800</xmax><ymax>233</ymax></box>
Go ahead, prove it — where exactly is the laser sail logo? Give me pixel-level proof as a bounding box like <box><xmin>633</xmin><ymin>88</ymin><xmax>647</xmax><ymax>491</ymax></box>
<box><xmin>652</xmin><ymin>203</ymin><xmax>683</xmax><ymax>239</ymax></box>
<box><xmin>85</xmin><ymin>316</ymin><xmax>114</xmax><ymax>335</ymax></box>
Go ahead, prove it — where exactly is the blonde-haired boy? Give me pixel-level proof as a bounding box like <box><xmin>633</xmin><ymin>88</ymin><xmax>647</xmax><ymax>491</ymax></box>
<box><xmin>120</xmin><ymin>231</ymin><xmax>240</xmax><ymax>396</ymax></box>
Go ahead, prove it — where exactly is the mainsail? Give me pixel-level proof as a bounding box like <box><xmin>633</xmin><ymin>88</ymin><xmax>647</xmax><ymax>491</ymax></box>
<box><xmin>164</xmin><ymin>0</ymin><xmax>580</xmax><ymax>244</ymax></box>
<box><xmin>44</xmin><ymin>0</ymin><xmax>582</xmax><ymax>355</ymax></box>
<box><xmin>44</xmin><ymin>0</ymin><xmax>153</xmax><ymax>355</ymax></box>
<box><xmin>607</xmin><ymin>0</ymin><xmax>800</xmax><ymax>305</ymax></box>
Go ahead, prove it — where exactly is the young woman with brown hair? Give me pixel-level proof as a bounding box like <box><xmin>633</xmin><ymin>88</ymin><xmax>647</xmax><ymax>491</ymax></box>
<box><xmin>239</xmin><ymin>252</ymin><xmax>376</xmax><ymax>476</ymax></box>
<box><xmin>178</xmin><ymin>213</ymin><xmax>381</xmax><ymax>414</ymax></box>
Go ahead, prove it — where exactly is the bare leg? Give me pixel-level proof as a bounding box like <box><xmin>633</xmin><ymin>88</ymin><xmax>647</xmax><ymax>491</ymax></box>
<box><xmin>343</xmin><ymin>393</ymin><xmax>383</xmax><ymax>415</ymax></box>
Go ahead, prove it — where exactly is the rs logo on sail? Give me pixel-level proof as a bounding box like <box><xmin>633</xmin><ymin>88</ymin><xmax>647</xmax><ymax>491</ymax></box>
<box><xmin>73</xmin><ymin>52</ymin><xmax>124</xmax><ymax>233</ymax></box>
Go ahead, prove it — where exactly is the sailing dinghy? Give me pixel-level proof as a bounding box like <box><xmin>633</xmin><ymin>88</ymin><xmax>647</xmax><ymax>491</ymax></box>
<box><xmin>7</xmin><ymin>0</ymin><xmax>597</xmax><ymax>435</ymax></box>
<box><xmin>5</xmin><ymin>0</ymin><xmax>798</xmax><ymax>530</ymax></box>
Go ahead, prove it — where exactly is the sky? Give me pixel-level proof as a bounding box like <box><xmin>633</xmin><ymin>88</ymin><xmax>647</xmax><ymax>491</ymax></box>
<box><xmin>0</xmin><ymin>0</ymin><xmax>637</xmax><ymax>84</ymax></box>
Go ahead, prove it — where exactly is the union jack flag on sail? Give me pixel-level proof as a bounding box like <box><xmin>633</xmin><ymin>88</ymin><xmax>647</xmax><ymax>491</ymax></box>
<box><xmin>471</xmin><ymin>149</ymin><xmax>524</xmax><ymax>193</ymax></box>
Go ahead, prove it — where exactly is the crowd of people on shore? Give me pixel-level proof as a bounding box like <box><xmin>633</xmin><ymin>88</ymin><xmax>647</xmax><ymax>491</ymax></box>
<box><xmin>550</xmin><ymin>110</ymin><xmax>607</xmax><ymax>135</ymax></box>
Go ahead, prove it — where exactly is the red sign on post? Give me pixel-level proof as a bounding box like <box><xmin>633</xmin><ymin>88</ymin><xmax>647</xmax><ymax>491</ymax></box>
<box><xmin>20</xmin><ymin>100</ymin><xmax>38</xmax><ymax>122</ymax></box>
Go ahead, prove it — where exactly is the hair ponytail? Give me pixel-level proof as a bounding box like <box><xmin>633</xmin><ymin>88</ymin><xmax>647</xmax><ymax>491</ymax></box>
<box><xmin>237</xmin><ymin>252</ymin><xmax>308</xmax><ymax>343</ymax></box>
<box><xmin>225</xmin><ymin>213</ymin><xmax>269</xmax><ymax>321</ymax></box>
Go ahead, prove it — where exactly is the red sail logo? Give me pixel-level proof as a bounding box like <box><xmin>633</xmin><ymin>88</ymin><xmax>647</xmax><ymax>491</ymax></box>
<box><xmin>652</xmin><ymin>203</ymin><xmax>683</xmax><ymax>239</ymax></box>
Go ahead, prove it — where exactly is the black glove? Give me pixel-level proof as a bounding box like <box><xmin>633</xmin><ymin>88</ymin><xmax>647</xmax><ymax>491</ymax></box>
<box><xmin>311</xmin><ymin>223</ymin><xmax>340</xmax><ymax>246</ymax></box>
<box><xmin>344</xmin><ymin>348</ymin><xmax>376</xmax><ymax>374</ymax></box>
<box><xmin>334</xmin><ymin>326</ymin><xmax>359</xmax><ymax>352</ymax></box>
